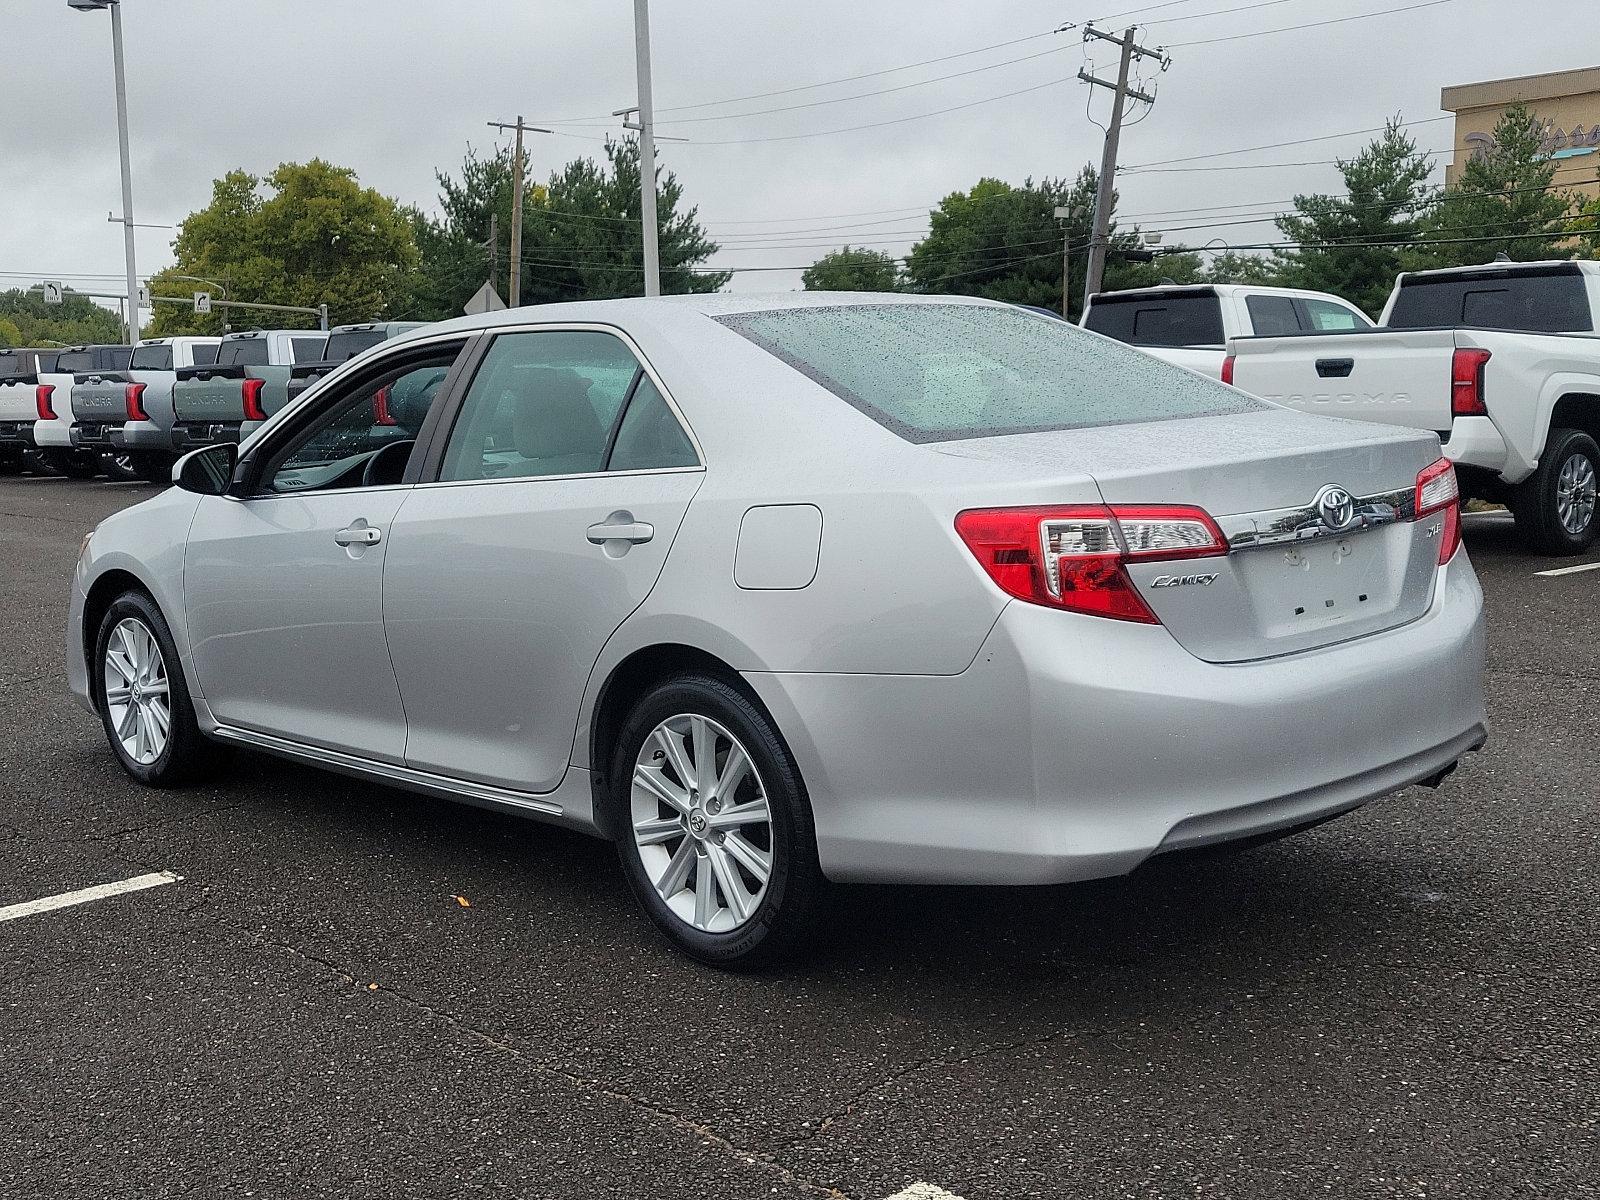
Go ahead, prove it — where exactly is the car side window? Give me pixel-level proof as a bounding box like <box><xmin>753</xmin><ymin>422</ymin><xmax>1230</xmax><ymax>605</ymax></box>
<box><xmin>607</xmin><ymin>376</ymin><xmax>699</xmax><ymax>471</ymax></box>
<box><xmin>1245</xmin><ymin>295</ymin><xmax>1301</xmax><ymax>337</ymax></box>
<box><xmin>438</xmin><ymin>331</ymin><xmax>641</xmax><ymax>482</ymax></box>
<box><xmin>261</xmin><ymin>350</ymin><xmax>460</xmax><ymax>495</ymax></box>
<box><xmin>1301</xmin><ymin>298</ymin><xmax>1366</xmax><ymax>331</ymax></box>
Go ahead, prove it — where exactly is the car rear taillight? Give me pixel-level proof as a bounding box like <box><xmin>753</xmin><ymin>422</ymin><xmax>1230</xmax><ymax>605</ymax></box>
<box><xmin>35</xmin><ymin>384</ymin><xmax>56</xmax><ymax>420</ymax></box>
<box><xmin>373</xmin><ymin>385</ymin><xmax>395</xmax><ymax>426</ymax></box>
<box><xmin>954</xmin><ymin>504</ymin><xmax>1227</xmax><ymax>624</ymax></box>
<box><xmin>1415</xmin><ymin>457</ymin><xmax>1461</xmax><ymax>564</ymax></box>
<box><xmin>125</xmin><ymin>382</ymin><xmax>149</xmax><ymax>422</ymax></box>
<box><xmin>241</xmin><ymin>377</ymin><xmax>267</xmax><ymax>422</ymax></box>
<box><xmin>1450</xmin><ymin>347</ymin><xmax>1490</xmax><ymax>417</ymax></box>
<box><xmin>1221</xmin><ymin>354</ymin><xmax>1236</xmax><ymax>386</ymax></box>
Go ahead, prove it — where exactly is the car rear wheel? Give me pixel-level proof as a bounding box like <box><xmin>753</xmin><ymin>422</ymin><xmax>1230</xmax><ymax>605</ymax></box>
<box><xmin>94</xmin><ymin>591</ymin><xmax>227</xmax><ymax>787</ymax></box>
<box><xmin>1512</xmin><ymin>428</ymin><xmax>1599</xmax><ymax>555</ymax></box>
<box><xmin>610</xmin><ymin>674</ymin><xmax>825</xmax><ymax>966</ymax></box>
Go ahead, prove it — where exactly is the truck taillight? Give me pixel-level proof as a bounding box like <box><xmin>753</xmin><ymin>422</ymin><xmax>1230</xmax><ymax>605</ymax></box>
<box><xmin>1221</xmin><ymin>354</ymin><xmax>1236</xmax><ymax>386</ymax></box>
<box><xmin>372</xmin><ymin>385</ymin><xmax>395</xmax><ymax>426</ymax></box>
<box><xmin>1450</xmin><ymin>347</ymin><xmax>1490</xmax><ymax>417</ymax></box>
<box><xmin>1415</xmin><ymin>457</ymin><xmax>1461</xmax><ymax>564</ymax></box>
<box><xmin>125</xmin><ymin>382</ymin><xmax>149</xmax><ymax>422</ymax></box>
<box><xmin>35</xmin><ymin>384</ymin><xmax>56</xmax><ymax>420</ymax></box>
<box><xmin>241</xmin><ymin>377</ymin><xmax>267</xmax><ymax>422</ymax></box>
<box><xmin>955</xmin><ymin>504</ymin><xmax>1227</xmax><ymax>624</ymax></box>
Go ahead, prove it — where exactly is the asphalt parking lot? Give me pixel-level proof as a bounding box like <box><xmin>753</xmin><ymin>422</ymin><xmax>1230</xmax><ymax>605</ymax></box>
<box><xmin>1</xmin><ymin>474</ymin><xmax>1596</xmax><ymax>1200</ymax></box>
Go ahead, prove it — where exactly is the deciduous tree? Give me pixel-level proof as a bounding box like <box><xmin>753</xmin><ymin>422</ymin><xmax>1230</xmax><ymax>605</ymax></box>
<box><xmin>801</xmin><ymin>246</ymin><xmax>900</xmax><ymax>291</ymax></box>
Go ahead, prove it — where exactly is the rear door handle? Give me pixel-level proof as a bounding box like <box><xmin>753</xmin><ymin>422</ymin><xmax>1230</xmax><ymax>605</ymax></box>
<box><xmin>1316</xmin><ymin>358</ymin><xmax>1355</xmax><ymax>378</ymax></box>
<box><xmin>586</xmin><ymin>512</ymin><xmax>654</xmax><ymax>545</ymax></box>
<box><xmin>334</xmin><ymin>525</ymin><xmax>382</xmax><ymax>546</ymax></box>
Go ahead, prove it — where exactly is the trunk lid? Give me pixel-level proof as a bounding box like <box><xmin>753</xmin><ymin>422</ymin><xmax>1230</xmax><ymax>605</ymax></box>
<box><xmin>1228</xmin><ymin>328</ymin><xmax>1461</xmax><ymax>434</ymax></box>
<box><xmin>935</xmin><ymin>408</ymin><xmax>1446</xmax><ymax>663</ymax></box>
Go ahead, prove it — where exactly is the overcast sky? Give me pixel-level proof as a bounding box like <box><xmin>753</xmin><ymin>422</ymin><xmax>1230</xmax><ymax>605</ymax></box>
<box><xmin>0</xmin><ymin>0</ymin><xmax>1581</xmax><ymax>313</ymax></box>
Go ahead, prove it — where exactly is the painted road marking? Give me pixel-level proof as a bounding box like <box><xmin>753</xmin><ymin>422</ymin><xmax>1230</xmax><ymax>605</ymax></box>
<box><xmin>1535</xmin><ymin>561</ymin><xmax>1600</xmax><ymax>578</ymax></box>
<box><xmin>0</xmin><ymin>870</ymin><xmax>181</xmax><ymax>924</ymax></box>
<box><xmin>885</xmin><ymin>1185</ymin><xmax>966</xmax><ymax>1200</ymax></box>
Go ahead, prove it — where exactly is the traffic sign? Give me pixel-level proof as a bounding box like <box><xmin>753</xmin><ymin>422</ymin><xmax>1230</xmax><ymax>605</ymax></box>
<box><xmin>42</xmin><ymin>281</ymin><xmax>64</xmax><ymax>305</ymax></box>
<box><xmin>137</xmin><ymin>284</ymin><xmax>151</xmax><ymax>307</ymax></box>
<box><xmin>193</xmin><ymin>291</ymin><xmax>212</xmax><ymax>314</ymax></box>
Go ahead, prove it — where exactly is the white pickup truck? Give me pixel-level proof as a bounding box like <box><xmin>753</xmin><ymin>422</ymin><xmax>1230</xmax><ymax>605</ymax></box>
<box><xmin>1228</xmin><ymin>260</ymin><xmax>1600</xmax><ymax>554</ymax></box>
<box><xmin>1080</xmin><ymin>283</ymin><xmax>1373</xmax><ymax>378</ymax></box>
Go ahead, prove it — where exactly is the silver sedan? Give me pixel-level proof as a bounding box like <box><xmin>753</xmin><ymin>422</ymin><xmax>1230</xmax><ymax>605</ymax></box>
<box><xmin>67</xmin><ymin>294</ymin><xmax>1488</xmax><ymax>964</ymax></box>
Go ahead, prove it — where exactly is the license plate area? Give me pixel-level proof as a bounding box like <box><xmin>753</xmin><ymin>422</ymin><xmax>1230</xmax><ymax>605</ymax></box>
<box><xmin>1236</xmin><ymin>527</ymin><xmax>1403</xmax><ymax>638</ymax></box>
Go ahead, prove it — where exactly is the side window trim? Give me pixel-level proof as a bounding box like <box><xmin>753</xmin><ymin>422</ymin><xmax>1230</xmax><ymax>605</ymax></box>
<box><xmin>599</xmin><ymin>368</ymin><xmax>646</xmax><ymax>471</ymax></box>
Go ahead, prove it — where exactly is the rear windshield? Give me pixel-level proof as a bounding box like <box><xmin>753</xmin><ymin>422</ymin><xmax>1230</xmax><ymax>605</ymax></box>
<box><xmin>1082</xmin><ymin>292</ymin><xmax>1226</xmax><ymax>347</ymax></box>
<box><xmin>1387</xmin><ymin>266</ymin><xmax>1593</xmax><ymax>332</ymax></box>
<box><xmin>190</xmin><ymin>343</ymin><xmax>219</xmax><ymax>367</ymax></box>
<box><xmin>218</xmin><ymin>338</ymin><xmax>269</xmax><ymax>367</ymax></box>
<box><xmin>106</xmin><ymin>347</ymin><xmax>133</xmax><ymax>370</ymax></box>
<box><xmin>718</xmin><ymin>303</ymin><xmax>1263</xmax><ymax>444</ymax></box>
<box><xmin>0</xmin><ymin>353</ymin><xmax>22</xmax><ymax>376</ymax></box>
<box><xmin>323</xmin><ymin>330</ymin><xmax>386</xmax><ymax>362</ymax></box>
<box><xmin>56</xmin><ymin>351</ymin><xmax>93</xmax><ymax>373</ymax></box>
<box><xmin>292</xmin><ymin>336</ymin><xmax>328</xmax><ymax>362</ymax></box>
<box><xmin>131</xmin><ymin>344</ymin><xmax>172</xmax><ymax>370</ymax></box>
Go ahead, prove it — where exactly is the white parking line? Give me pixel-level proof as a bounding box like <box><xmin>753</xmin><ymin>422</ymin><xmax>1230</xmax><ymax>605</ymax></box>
<box><xmin>0</xmin><ymin>870</ymin><xmax>181</xmax><ymax>924</ymax></box>
<box><xmin>885</xmin><ymin>1185</ymin><xmax>966</xmax><ymax>1200</ymax></box>
<box><xmin>1535</xmin><ymin>561</ymin><xmax>1600</xmax><ymax>578</ymax></box>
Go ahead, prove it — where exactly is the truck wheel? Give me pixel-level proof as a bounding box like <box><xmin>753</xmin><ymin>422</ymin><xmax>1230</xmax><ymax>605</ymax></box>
<box><xmin>1512</xmin><ymin>428</ymin><xmax>1599</xmax><ymax>555</ymax></box>
<box><xmin>133</xmin><ymin>452</ymin><xmax>175</xmax><ymax>485</ymax></box>
<box><xmin>42</xmin><ymin>449</ymin><xmax>102</xmax><ymax>480</ymax></box>
<box><xmin>0</xmin><ymin>448</ymin><xmax>22</xmax><ymax>475</ymax></box>
<box><xmin>102</xmin><ymin>453</ymin><xmax>142</xmax><ymax>482</ymax></box>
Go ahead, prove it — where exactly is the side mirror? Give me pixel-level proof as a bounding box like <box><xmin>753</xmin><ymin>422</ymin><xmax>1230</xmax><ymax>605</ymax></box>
<box><xmin>173</xmin><ymin>443</ymin><xmax>238</xmax><ymax>495</ymax></box>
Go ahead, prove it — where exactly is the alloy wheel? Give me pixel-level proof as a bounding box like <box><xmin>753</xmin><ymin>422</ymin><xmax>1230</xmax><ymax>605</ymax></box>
<box><xmin>631</xmin><ymin>713</ymin><xmax>774</xmax><ymax>934</ymax></box>
<box><xmin>1556</xmin><ymin>451</ymin><xmax>1597</xmax><ymax>536</ymax></box>
<box><xmin>103</xmin><ymin>616</ymin><xmax>171</xmax><ymax>765</ymax></box>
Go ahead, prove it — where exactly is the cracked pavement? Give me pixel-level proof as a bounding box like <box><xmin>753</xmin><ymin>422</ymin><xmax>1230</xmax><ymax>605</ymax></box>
<box><xmin>1</xmin><ymin>479</ymin><xmax>1597</xmax><ymax>1199</ymax></box>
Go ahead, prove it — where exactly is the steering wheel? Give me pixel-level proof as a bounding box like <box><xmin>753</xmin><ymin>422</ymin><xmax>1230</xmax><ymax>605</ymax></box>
<box><xmin>361</xmin><ymin>438</ymin><xmax>416</xmax><ymax>488</ymax></box>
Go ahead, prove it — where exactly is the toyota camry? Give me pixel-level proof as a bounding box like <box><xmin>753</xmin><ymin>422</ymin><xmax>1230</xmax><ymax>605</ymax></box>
<box><xmin>68</xmin><ymin>294</ymin><xmax>1488</xmax><ymax>964</ymax></box>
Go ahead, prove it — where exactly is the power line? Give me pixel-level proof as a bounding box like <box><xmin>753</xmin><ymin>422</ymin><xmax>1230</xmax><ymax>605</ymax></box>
<box><xmin>1142</xmin><ymin>0</ymin><xmax>1304</xmax><ymax>27</ymax></box>
<box><xmin>1124</xmin><ymin>116</ymin><xmax>1451</xmax><ymax>169</ymax></box>
<box><xmin>1164</xmin><ymin>0</ymin><xmax>1462</xmax><ymax>48</ymax></box>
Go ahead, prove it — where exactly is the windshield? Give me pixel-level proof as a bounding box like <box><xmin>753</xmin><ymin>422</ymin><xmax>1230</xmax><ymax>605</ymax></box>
<box><xmin>323</xmin><ymin>330</ymin><xmax>386</xmax><ymax>362</ymax></box>
<box><xmin>218</xmin><ymin>338</ymin><xmax>269</xmax><ymax>367</ymax></box>
<box><xmin>1083</xmin><ymin>292</ymin><xmax>1227</xmax><ymax>347</ymax></box>
<box><xmin>718</xmin><ymin>303</ymin><xmax>1263</xmax><ymax>443</ymax></box>
<box><xmin>1387</xmin><ymin>266</ymin><xmax>1593</xmax><ymax>332</ymax></box>
<box><xmin>131</xmin><ymin>344</ymin><xmax>172</xmax><ymax>370</ymax></box>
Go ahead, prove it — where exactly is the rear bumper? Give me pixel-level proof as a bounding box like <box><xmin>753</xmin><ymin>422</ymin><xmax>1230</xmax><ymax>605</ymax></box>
<box><xmin>110</xmin><ymin>420</ymin><xmax>170</xmax><ymax>452</ymax></box>
<box><xmin>0</xmin><ymin>421</ymin><xmax>36</xmax><ymax>447</ymax></box>
<box><xmin>744</xmin><ymin>552</ymin><xmax>1487</xmax><ymax>886</ymax></box>
<box><xmin>70</xmin><ymin>422</ymin><xmax>119</xmax><ymax>450</ymax></box>
<box><xmin>171</xmin><ymin>421</ymin><xmax>242</xmax><ymax>452</ymax></box>
<box><xmin>1444</xmin><ymin>415</ymin><xmax>1514</xmax><ymax>481</ymax></box>
<box><xmin>33</xmin><ymin>419</ymin><xmax>73</xmax><ymax>449</ymax></box>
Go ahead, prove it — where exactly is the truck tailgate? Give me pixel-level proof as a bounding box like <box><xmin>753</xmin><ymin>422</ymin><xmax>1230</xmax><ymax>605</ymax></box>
<box><xmin>1229</xmin><ymin>328</ymin><xmax>1459</xmax><ymax>433</ymax></box>
<box><xmin>71</xmin><ymin>374</ymin><xmax>132</xmax><ymax>422</ymax></box>
<box><xmin>173</xmin><ymin>366</ymin><xmax>246</xmax><ymax>422</ymax></box>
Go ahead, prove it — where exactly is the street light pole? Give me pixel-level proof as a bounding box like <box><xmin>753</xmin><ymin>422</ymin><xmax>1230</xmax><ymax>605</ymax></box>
<box><xmin>633</xmin><ymin>0</ymin><xmax>660</xmax><ymax>297</ymax></box>
<box><xmin>70</xmin><ymin>0</ymin><xmax>140</xmax><ymax>344</ymax></box>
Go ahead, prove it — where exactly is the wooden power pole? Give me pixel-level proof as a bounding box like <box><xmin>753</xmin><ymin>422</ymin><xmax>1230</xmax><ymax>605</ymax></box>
<box><xmin>487</xmin><ymin>117</ymin><xmax>552</xmax><ymax>308</ymax></box>
<box><xmin>1079</xmin><ymin>26</ymin><xmax>1165</xmax><ymax>300</ymax></box>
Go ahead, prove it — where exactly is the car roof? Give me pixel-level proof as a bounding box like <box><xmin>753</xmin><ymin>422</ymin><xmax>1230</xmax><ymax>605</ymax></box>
<box><xmin>1396</xmin><ymin>258</ymin><xmax>1598</xmax><ymax>281</ymax></box>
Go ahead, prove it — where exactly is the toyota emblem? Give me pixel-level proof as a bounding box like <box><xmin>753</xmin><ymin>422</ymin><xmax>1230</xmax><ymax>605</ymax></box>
<box><xmin>1314</xmin><ymin>484</ymin><xmax>1356</xmax><ymax>531</ymax></box>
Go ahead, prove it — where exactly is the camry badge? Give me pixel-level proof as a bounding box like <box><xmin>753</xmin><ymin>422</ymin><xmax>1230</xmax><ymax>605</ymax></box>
<box><xmin>1314</xmin><ymin>484</ymin><xmax>1357</xmax><ymax>531</ymax></box>
<box><xmin>1151</xmin><ymin>573</ymin><xmax>1220</xmax><ymax>588</ymax></box>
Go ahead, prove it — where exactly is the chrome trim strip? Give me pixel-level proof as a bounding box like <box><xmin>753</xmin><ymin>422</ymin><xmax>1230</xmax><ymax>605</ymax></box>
<box><xmin>209</xmin><ymin>724</ymin><xmax>563</xmax><ymax>816</ymax></box>
<box><xmin>1220</xmin><ymin>485</ymin><xmax>1416</xmax><ymax>551</ymax></box>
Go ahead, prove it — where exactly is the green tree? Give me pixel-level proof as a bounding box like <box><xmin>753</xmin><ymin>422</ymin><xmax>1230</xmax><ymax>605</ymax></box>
<box><xmin>902</xmin><ymin>167</ymin><xmax>1190</xmax><ymax>318</ymax></box>
<box><xmin>1414</xmin><ymin>103</ymin><xmax>1581</xmax><ymax>268</ymax></box>
<box><xmin>0</xmin><ymin>287</ymin><xmax>124</xmax><ymax>345</ymax></box>
<box><xmin>146</xmin><ymin>160</ymin><xmax>420</xmax><ymax>336</ymax></box>
<box><xmin>414</xmin><ymin>137</ymin><xmax>727</xmax><ymax>318</ymax></box>
<box><xmin>0</xmin><ymin>317</ymin><xmax>24</xmax><ymax>347</ymax></box>
<box><xmin>802</xmin><ymin>246</ymin><xmax>900</xmax><ymax>291</ymax></box>
<box><xmin>1200</xmin><ymin>250</ymin><xmax>1281</xmax><ymax>285</ymax></box>
<box><xmin>1271</xmin><ymin>119</ymin><xmax>1435</xmax><ymax>315</ymax></box>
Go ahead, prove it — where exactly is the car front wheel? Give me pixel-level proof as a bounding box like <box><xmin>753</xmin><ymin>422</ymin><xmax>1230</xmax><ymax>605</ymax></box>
<box><xmin>94</xmin><ymin>591</ymin><xmax>226</xmax><ymax>787</ymax></box>
<box><xmin>610</xmin><ymin>674</ymin><xmax>825</xmax><ymax>966</ymax></box>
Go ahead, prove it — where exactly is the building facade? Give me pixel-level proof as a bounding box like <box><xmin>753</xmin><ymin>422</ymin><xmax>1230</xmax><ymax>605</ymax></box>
<box><xmin>1442</xmin><ymin>65</ymin><xmax>1600</xmax><ymax>200</ymax></box>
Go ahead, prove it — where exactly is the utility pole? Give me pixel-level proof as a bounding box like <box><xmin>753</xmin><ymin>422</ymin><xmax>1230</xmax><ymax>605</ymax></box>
<box><xmin>487</xmin><ymin>211</ymin><xmax>498</xmax><ymax>293</ymax></box>
<box><xmin>487</xmin><ymin>117</ymin><xmax>552</xmax><ymax>307</ymax></box>
<box><xmin>1079</xmin><ymin>25</ymin><xmax>1165</xmax><ymax>301</ymax></box>
<box><xmin>632</xmin><ymin>0</ymin><xmax>660</xmax><ymax>295</ymax></box>
<box><xmin>1054</xmin><ymin>203</ymin><xmax>1087</xmax><ymax>319</ymax></box>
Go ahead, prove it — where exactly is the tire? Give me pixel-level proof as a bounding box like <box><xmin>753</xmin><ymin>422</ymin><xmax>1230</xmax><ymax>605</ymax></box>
<box><xmin>132</xmin><ymin>452</ymin><xmax>175</xmax><ymax>485</ymax></box>
<box><xmin>93</xmin><ymin>590</ymin><xmax>227</xmax><ymax>787</ymax></box>
<box><xmin>102</xmin><ymin>452</ymin><xmax>142</xmax><ymax>482</ymax></box>
<box><xmin>0</xmin><ymin>448</ymin><xmax>22</xmax><ymax>475</ymax></box>
<box><xmin>42</xmin><ymin>449</ymin><xmax>101</xmax><ymax>479</ymax></box>
<box><xmin>609</xmin><ymin>674</ymin><xmax>825</xmax><ymax>967</ymax></box>
<box><xmin>1511</xmin><ymin>428</ymin><xmax>1599</xmax><ymax>555</ymax></box>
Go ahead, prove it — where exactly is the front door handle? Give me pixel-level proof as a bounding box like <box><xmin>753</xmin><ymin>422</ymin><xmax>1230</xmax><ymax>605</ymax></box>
<box><xmin>334</xmin><ymin>525</ymin><xmax>382</xmax><ymax>546</ymax></box>
<box><xmin>586</xmin><ymin>512</ymin><xmax>654</xmax><ymax>546</ymax></box>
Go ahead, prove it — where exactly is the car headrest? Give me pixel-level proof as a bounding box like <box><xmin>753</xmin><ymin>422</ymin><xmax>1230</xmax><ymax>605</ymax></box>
<box><xmin>511</xmin><ymin>368</ymin><xmax>602</xmax><ymax>460</ymax></box>
<box><xmin>389</xmin><ymin>368</ymin><xmax>446</xmax><ymax>431</ymax></box>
